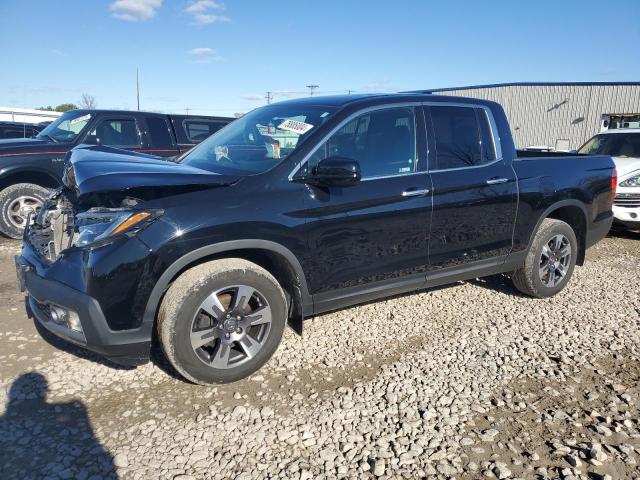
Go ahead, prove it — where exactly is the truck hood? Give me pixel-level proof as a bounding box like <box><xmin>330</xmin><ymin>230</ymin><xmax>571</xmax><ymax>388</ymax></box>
<box><xmin>612</xmin><ymin>156</ymin><xmax>640</xmax><ymax>177</ymax></box>
<box><xmin>66</xmin><ymin>145</ymin><xmax>241</xmax><ymax>196</ymax></box>
<box><xmin>0</xmin><ymin>137</ymin><xmax>70</xmax><ymax>155</ymax></box>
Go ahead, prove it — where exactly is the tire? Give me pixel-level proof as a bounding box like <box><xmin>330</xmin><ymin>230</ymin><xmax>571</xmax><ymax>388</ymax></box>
<box><xmin>158</xmin><ymin>258</ymin><xmax>287</xmax><ymax>384</ymax></box>
<box><xmin>512</xmin><ymin>218</ymin><xmax>578</xmax><ymax>298</ymax></box>
<box><xmin>0</xmin><ymin>183</ymin><xmax>50</xmax><ymax>239</ymax></box>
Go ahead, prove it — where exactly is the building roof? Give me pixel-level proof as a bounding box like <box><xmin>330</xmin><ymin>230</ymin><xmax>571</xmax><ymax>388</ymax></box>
<box><xmin>415</xmin><ymin>81</ymin><xmax>640</xmax><ymax>94</ymax></box>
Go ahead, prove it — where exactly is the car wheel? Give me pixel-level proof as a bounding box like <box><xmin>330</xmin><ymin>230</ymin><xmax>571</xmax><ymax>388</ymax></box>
<box><xmin>511</xmin><ymin>218</ymin><xmax>578</xmax><ymax>298</ymax></box>
<box><xmin>158</xmin><ymin>258</ymin><xmax>287</xmax><ymax>384</ymax></box>
<box><xmin>0</xmin><ymin>183</ymin><xmax>50</xmax><ymax>239</ymax></box>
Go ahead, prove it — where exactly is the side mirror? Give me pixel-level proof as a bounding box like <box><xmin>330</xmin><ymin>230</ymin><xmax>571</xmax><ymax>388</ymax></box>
<box><xmin>306</xmin><ymin>157</ymin><xmax>361</xmax><ymax>187</ymax></box>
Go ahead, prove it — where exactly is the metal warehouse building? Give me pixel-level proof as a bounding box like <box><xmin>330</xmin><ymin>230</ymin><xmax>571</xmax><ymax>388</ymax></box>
<box><xmin>423</xmin><ymin>82</ymin><xmax>640</xmax><ymax>150</ymax></box>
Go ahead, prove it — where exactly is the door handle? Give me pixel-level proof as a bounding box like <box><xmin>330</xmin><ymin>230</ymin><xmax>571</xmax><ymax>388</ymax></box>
<box><xmin>486</xmin><ymin>178</ymin><xmax>508</xmax><ymax>185</ymax></box>
<box><xmin>401</xmin><ymin>188</ymin><xmax>430</xmax><ymax>197</ymax></box>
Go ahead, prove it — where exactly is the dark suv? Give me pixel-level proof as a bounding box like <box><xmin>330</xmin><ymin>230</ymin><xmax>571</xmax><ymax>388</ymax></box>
<box><xmin>17</xmin><ymin>94</ymin><xmax>615</xmax><ymax>384</ymax></box>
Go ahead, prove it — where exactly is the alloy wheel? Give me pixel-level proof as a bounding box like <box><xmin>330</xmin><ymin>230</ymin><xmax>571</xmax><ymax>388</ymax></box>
<box><xmin>7</xmin><ymin>195</ymin><xmax>42</xmax><ymax>229</ymax></box>
<box><xmin>190</xmin><ymin>285</ymin><xmax>272</xmax><ymax>369</ymax></box>
<box><xmin>538</xmin><ymin>234</ymin><xmax>572</xmax><ymax>288</ymax></box>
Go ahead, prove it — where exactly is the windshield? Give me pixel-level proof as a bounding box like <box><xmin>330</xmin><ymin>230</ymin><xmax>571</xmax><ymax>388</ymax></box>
<box><xmin>181</xmin><ymin>104</ymin><xmax>337</xmax><ymax>175</ymax></box>
<box><xmin>36</xmin><ymin>111</ymin><xmax>93</xmax><ymax>143</ymax></box>
<box><xmin>578</xmin><ymin>133</ymin><xmax>640</xmax><ymax>158</ymax></box>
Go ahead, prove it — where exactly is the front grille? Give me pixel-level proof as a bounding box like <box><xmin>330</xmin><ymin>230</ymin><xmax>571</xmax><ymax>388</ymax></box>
<box><xmin>614</xmin><ymin>193</ymin><xmax>640</xmax><ymax>208</ymax></box>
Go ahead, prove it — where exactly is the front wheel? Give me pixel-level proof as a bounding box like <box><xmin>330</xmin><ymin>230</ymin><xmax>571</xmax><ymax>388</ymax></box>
<box><xmin>158</xmin><ymin>258</ymin><xmax>287</xmax><ymax>384</ymax></box>
<box><xmin>0</xmin><ymin>183</ymin><xmax>50</xmax><ymax>239</ymax></box>
<box><xmin>511</xmin><ymin>218</ymin><xmax>578</xmax><ymax>298</ymax></box>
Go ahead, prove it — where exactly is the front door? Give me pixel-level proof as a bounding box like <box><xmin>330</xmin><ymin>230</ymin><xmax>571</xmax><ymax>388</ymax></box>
<box><xmin>300</xmin><ymin>105</ymin><xmax>432</xmax><ymax>311</ymax></box>
<box><xmin>425</xmin><ymin>104</ymin><xmax>517</xmax><ymax>273</ymax></box>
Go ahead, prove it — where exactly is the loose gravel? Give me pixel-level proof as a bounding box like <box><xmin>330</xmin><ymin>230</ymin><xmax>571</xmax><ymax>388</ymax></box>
<box><xmin>0</xmin><ymin>232</ymin><xmax>639</xmax><ymax>479</ymax></box>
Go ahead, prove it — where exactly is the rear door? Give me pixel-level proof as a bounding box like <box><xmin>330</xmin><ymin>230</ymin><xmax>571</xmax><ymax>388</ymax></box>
<box><xmin>425</xmin><ymin>104</ymin><xmax>517</xmax><ymax>273</ymax></box>
<box><xmin>142</xmin><ymin>115</ymin><xmax>180</xmax><ymax>157</ymax></box>
<box><xmin>301</xmin><ymin>104</ymin><xmax>432</xmax><ymax>310</ymax></box>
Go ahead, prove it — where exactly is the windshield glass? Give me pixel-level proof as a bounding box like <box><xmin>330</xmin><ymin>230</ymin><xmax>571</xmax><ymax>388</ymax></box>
<box><xmin>181</xmin><ymin>104</ymin><xmax>337</xmax><ymax>175</ymax></box>
<box><xmin>578</xmin><ymin>133</ymin><xmax>640</xmax><ymax>158</ymax></box>
<box><xmin>36</xmin><ymin>111</ymin><xmax>93</xmax><ymax>142</ymax></box>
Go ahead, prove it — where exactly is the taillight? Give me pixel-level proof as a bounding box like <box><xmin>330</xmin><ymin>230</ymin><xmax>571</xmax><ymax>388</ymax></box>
<box><xmin>611</xmin><ymin>170</ymin><xmax>617</xmax><ymax>202</ymax></box>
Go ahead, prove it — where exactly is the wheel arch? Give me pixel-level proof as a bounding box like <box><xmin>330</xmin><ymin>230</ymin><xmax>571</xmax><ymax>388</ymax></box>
<box><xmin>0</xmin><ymin>167</ymin><xmax>60</xmax><ymax>191</ymax></box>
<box><xmin>527</xmin><ymin>200</ymin><xmax>589</xmax><ymax>266</ymax></box>
<box><xmin>143</xmin><ymin>240</ymin><xmax>311</xmax><ymax>335</ymax></box>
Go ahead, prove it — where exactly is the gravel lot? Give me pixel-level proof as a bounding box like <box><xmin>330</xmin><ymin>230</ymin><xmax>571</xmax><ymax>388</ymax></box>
<box><xmin>0</xmin><ymin>231</ymin><xmax>639</xmax><ymax>480</ymax></box>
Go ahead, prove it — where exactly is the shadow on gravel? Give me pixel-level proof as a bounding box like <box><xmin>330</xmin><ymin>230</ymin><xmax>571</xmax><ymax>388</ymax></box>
<box><xmin>0</xmin><ymin>373</ymin><xmax>117</xmax><ymax>480</ymax></box>
<box><xmin>608</xmin><ymin>227</ymin><xmax>640</xmax><ymax>241</ymax></box>
<box><xmin>466</xmin><ymin>274</ymin><xmax>529</xmax><ymax>298</ymax></box>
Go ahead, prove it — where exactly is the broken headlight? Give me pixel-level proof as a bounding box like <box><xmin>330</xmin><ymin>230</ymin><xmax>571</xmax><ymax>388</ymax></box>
<box><xmin>75</xmin><ymin>209</ymin><xmax>162</xmax><ymax>248</ymax></box>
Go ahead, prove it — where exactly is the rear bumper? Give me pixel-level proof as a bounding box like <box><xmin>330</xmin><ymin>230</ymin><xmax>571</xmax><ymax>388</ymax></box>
<box><xmin>17</xmin><ymin>256</ymin><xmax>152</xmax><ymax>366</ymax></box>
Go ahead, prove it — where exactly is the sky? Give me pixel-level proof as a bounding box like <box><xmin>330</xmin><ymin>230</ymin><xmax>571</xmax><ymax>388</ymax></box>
<box><xmin>1</xmin><ymin>0</ymin><xmax>639</xmax><ymax>117</ymax></box>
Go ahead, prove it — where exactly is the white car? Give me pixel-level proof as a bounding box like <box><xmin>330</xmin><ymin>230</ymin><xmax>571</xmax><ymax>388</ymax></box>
<box><xmin>578</xmin><ymin>128</ymin><xmax>640</xmax><ymax>230</ymax></box>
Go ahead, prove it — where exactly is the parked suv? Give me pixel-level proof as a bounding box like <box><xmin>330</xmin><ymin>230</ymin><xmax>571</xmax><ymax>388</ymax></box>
<box><xmin>578</xmin><ymin>128</ymin><xmax>640</xmax><ymax>230</ymax></box>
<box><xmin>17</xmin><ymin>94</ymin><xmax>615</xmax><ymax>384</ymax></box>
<box><xmin>0</xmin><ymin>109</ymin><xmax>233</xmax><ymax>238</ymax></box>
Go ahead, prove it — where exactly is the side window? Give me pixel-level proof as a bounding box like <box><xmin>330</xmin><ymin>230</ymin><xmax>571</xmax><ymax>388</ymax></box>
<box><xmin>146</xmin><ymin>117</ymin><xmax>173</xmax><ymax>148</ymax></box>
<box><xmin>88</xmin><ymin>118</ymin><xmax>141</xmax><ymax>147</ymax></box>
<box><xmin>430</xmin><ymin>106</ymin><xmax>483</xmax><ymax>169</ymax></box>
<box><xmin>309</xmin><ymin>107</ymin><xmax>417</xmax><ymax>179</ymax></box>
<box><xmin>183</xmin><ymin>120</ymin><xmax>226</xmax><ymax>143</ymax></box>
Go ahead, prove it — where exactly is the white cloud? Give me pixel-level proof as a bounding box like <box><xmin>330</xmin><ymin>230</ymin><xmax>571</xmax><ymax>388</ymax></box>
<box><xmin>192</xmin><ymin>13</ymin><xmax>230</xmax><ymax>24</ymax></box>
<box><xmin>187</xmin><ymin>47</ymin><xmax>224</xmax><ymax>64</ymax></box>
<box><xmin>185</xmin><ymin>0</ymin><xmax>229</xmax><ymax>25</ymax></box>
<box><xmin>185</xmin><ymin>0</ymin><xmax>223</xmax><ymax>13</ymax></box>
<box><xmin>188</xmin><ymin>47</ymin><xmax>215</xmax><ymax>56</ymax></box>
<box><xmin>110</xmin><ymin>0</ymin><xmax>162</xmax><ymax>21</ymax></box>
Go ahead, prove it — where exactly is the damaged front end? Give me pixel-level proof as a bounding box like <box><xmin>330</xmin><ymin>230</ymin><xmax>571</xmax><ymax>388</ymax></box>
<box><xmin>27</xmin><ymin>188</ymin><xmax>161</xmax><ymax>262</ymax></box>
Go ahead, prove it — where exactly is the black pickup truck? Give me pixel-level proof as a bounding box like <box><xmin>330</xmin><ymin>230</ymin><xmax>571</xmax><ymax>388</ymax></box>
<box><xmin>17</xmin><ymin>93</ymin><xmax>615</xmax><ymax>384</ymax></box>
<box><xmin>0</xmin><ymin>109</ymin><xmax>233</xmax><ymax>238</ymax></box>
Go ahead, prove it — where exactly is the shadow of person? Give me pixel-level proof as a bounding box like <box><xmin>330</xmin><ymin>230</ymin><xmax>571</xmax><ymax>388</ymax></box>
<box><xmin>0</xmin><ymin>372</ymin><xmax>118</xmax><ymax>480</ymax></box>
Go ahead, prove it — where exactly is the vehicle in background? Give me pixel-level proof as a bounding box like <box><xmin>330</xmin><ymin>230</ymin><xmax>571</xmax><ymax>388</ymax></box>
<box><xmin>0</xmin><ymin>110</ymin><xmax>233</xmax><ymax>238</ymax></box>
<box><xmin>601</xmin><ymin>114</ymin><xmax>640</xmax><ymax>132</ymax></box>
<box><xmin>16</xmin><ymin>94</ymin><xmax>615</xmax><ymax>384</ymax></box>
<box><xmin>578</xmin><ymin>128</ymin><xmax>640</xmax><ymax>230</ymax></box>
<box><xmin>0</xmin><ymin>121</ymin><xmax>44</xmax><ymax>140</ymax></box>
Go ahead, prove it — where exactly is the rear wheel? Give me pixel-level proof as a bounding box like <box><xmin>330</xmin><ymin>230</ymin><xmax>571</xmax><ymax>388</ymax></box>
<box><xmin>0</xmin><ymin>183</ymin><xmax>50</xmax><ymax>239</ymax></box>
<box><xmin>512</xmin><ymin>218</ymin><xmax>577</xmax><ymax>298</ymax></box>
<box><xmin>158</xmin><ymin>258</ymin><xmax>287</xmax><ymax>384</ymax></box>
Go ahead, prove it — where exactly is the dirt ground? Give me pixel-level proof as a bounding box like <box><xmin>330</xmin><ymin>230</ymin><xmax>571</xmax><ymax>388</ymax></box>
<box><xmin>0</xmin><ymin>229</ymin><xmax>639</xmax><ymax>479</ymax></box>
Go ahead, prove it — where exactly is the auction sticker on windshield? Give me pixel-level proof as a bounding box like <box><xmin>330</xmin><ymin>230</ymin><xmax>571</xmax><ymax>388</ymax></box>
<box><xmin>278</xmin><ymin>119</ymin><xmax>314</xmax><ymax>135</ymax></box>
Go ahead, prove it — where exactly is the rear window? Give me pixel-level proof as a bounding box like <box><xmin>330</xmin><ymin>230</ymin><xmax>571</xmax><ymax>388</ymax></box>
<box><xmin>183</xmin><ymin>120</ymin><xmax>227</xmax><ymax>143</ymax></box>
<box><xmin>430</xmin><ymin>106</ymin><xmax>497</xmax><ymax>170</ymax></box>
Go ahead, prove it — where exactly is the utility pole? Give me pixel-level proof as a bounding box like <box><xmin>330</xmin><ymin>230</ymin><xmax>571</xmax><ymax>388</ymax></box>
<box><xmin>136</xmin><ymin>68</ymin><xmax>140</xmax><ymax>111</ymax></box>
<box><xmin>265</xmin><ymin>91</ymin><xmax>273</xmax><ymax>104</ymax></box>
<box><xmin>306</xmin><ymin>85</ymin><xmax>319</xmax><ymax>96</ymax></box>
<box><xmin>347</xmin><ymin>89</ymin><xmax>354</xmax><ymax>95</ymax></box>
<box><xmin>185</xmin><ymin>107</ymin><xmax>191</xmax><ymax>115</ymax></box>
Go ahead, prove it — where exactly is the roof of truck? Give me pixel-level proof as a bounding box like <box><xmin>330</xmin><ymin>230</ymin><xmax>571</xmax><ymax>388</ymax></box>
<box><xmin>272</xmin><ymin>93</ymin><xmax>498</xmax><ymax>109</ymax></box>
<box><xmin>599</xmin><ymin>128</ymin><xmax>640</xmax><ymax>135</ymax></box>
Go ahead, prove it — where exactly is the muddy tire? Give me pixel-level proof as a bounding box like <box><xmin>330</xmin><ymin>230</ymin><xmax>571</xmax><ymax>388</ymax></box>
<box><xmin>0</xmin><ymin>183</ymin><xmax>50</xmax><ymax>239</ymax></box>
<box><xmin>158</xmin><ymin>258</ymin><xmax>287</xmax><ymax>384</ymax></box>
<box><xmin>512</xmin><ymin>218</ymin><xmax>577</xmax><ymax>298</ymax></box>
